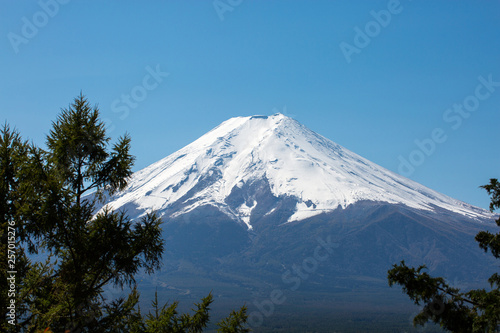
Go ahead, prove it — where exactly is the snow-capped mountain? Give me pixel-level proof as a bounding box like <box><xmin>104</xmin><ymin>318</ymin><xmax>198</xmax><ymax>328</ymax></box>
<box><xmin>105</xmin><ymin>113</ymin><xmax>497</xmax><ymax>330</ymax></box>
<box><xmin>103</xmin><ymin>113</ymin><xmax>491</xmax><ymax>228</ymax></box>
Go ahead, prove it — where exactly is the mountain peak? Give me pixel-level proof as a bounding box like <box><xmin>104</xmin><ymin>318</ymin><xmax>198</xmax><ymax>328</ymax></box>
<box><xmin>103</xmin><ymin>114</ymin><xmax>493</xmax><ymax>229</ymax></box>
<box><xmin>224</xmin><ymin>113</ymin><xmax>289</xmax><ymax>131</ymax></box>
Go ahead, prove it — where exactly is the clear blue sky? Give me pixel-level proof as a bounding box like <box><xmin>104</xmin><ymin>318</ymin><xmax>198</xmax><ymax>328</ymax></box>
<box><xmin>1</xmin><ymin>1</ymin><xmax>499</xmax><ymax>210</ymax></box>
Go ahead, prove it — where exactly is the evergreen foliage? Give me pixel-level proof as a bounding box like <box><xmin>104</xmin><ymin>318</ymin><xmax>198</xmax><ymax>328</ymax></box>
<box><xmin>388</xmin><ymin>179</ymin><xmax>500</xmax><ymax>332</ymax></box>
<box><xmin>1</xmin><ymin>124</ymin><xmax>32</xmax><ymax>332</ymax></box>
<box><xmin>0</xmin><ymin>94</ymin><xmax>249</xmax><ymax>332</ymax></box>
<box><xmin>216</xmin><ymin>304</ymin><xmax>250</xmax><ymax>333</ymax></box>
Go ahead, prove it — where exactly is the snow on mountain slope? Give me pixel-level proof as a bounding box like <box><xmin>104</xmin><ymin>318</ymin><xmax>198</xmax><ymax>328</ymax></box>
<box><xmin>103</xmin><ymin>113</ymin><xmax>492</xmax><ymax>227</ymax></box>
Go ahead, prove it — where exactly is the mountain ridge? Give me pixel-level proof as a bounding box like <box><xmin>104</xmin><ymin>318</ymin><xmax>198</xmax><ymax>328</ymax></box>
<box><xmin>98</xmin><ymin>113</ymin><xmax>497</xmax><ymax>331</ymax></box>
<box><xmin>102</xmin><ymin>113</ymin><xmax>493</xmax><ymax>227</ymax></box>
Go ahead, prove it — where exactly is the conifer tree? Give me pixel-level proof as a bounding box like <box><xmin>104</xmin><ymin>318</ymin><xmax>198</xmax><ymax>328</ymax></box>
<box><xmin>388</xmin><ymin>179</ymin><xmax>500</xmax><ymax>332</ymax></box>
<box><xmin>128</xmin><ymin>292</ymin><xmax>249</xmax><ymax>333</ymax></box>
<box><xmin>3</xmin><ymin>94</ymin><xmax>164</xmax><ymax>331</ymax></box>
<box><xmin>0</xmin><ymin>125</ymin><xmax>31</xmax><ymax>331</ymax></box>
<box><xmin>1</xmin><ymin>94</ymin><xmax>250</xmax><ymax>332</ymax></box>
